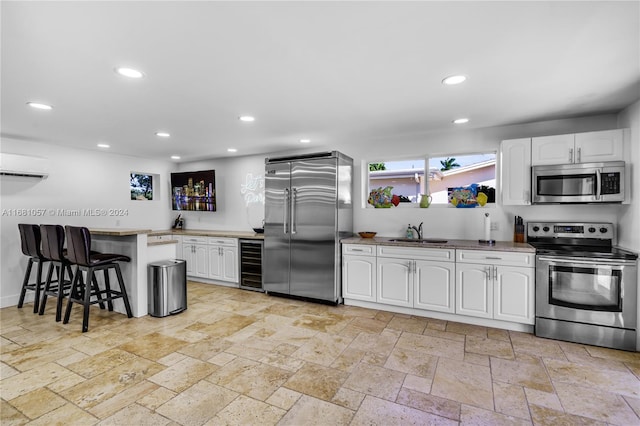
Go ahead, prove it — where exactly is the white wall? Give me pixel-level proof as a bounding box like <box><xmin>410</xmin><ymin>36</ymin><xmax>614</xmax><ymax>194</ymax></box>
<box><xmin>0</xmin><ymin>139</ymin><xmax>174</xmax><ymax>307</ymax></box>
<box><xmin>173</xmin><ymin>155</ymin><xmax>267</xmax><ymax>232</ymax></box>
<box><xmin>616</xmin><ymin>100</ymin><xmax>640</xmax><ymax>252</ymax></box>
<box><xmin>175</xmin><ymin>113</ymin><xmax>625</xmax><ymax>241</ymax></box>
<box><xmin>338</xmin><ymin>114</ymin><xmax>623</xmax><ymax>240</ymax></box>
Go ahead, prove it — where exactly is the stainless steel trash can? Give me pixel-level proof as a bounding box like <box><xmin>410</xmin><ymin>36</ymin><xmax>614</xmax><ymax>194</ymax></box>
<box><xmin>148</xmin><ymin>259</ymin><xmax>187</xmax><ymax>317</ymax></box>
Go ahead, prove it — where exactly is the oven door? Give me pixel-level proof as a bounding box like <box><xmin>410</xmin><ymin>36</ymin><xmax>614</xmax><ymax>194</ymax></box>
<box><xmin>536</xmin><ymin>256</ymin><xmax>637</xmax><ymax>329</ymax></box>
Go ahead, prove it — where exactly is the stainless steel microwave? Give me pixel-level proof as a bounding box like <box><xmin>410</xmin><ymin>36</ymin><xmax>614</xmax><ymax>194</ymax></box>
<box><xmin>532</xmin><ymin>161</ymin><xmax>625</xmax><ymax>204</ymax></box>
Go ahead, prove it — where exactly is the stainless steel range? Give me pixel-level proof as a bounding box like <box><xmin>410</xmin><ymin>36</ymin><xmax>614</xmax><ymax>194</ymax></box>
<box><xmin>528</xmin><ymin>222</ymin><xmax>638</xmax><ymax>351</ymax></box>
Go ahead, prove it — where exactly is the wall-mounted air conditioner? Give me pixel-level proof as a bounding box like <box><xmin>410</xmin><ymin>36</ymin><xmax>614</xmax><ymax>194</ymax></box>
<box><xmin>0</xmin><ymin>153</ymin><xmax>50</xmax><ymax>178</ymax></box>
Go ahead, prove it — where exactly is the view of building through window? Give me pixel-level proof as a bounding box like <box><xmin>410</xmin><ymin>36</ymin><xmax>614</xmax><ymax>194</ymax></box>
<box><xmin>367</xmin><ymin>152</ymin><xmax>496</xmax><ymax>206</ymax></box>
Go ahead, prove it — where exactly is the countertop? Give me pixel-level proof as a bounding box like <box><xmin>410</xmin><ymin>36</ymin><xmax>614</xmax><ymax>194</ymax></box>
<box><xmin>341</xmin><ymin>236</ymin><xmax>535</xmax><ymax>253</ymax></box>
<box><xmin>150</xmin><ymin>229</ymin><xmax>265</xmax><ymax>240</ymax></box>
<box><xmin>89</xmin><ymin>228</ymin><xmax>153</xmax><ymax>236</ymax></box>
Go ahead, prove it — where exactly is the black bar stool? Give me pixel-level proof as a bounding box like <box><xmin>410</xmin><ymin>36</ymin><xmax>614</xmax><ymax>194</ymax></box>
<box><xmin>39</xmin><ymin>225</ymin><xmax>76</xmax><ymax>321</ymax></box>
<box><xmin>17</xmin><ymin>224</ymin><xmax>48</xmax><ymax>313</ymax></box>
<box><xmin>63</xmin><ymin>226</ymin><xmax>133</xmax><ymax>332</ymax></box>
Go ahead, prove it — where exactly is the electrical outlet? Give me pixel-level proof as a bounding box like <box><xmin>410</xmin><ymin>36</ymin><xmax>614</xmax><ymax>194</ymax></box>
<box><xmin>490</xmin><ymin>221</ymin><xmax>499</xmax><ymax>231</ymax></box>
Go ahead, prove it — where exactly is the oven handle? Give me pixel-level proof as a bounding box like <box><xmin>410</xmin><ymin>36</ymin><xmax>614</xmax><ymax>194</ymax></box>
<box><xmin>537</xmin><ymin>256</ymin><xmax>637</xmax><ymax>266</ymax></box>
<box><xmin>595</xmin><ymin>169</ymin><xmax>601</xmax><ymax>201</ymax></box>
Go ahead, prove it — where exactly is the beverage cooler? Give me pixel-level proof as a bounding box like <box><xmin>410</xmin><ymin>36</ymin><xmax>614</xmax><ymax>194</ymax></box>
<box><xmin>239</xmin><ymin>239</ymin><xmax>264</xmax><ymax>292</ymax></box>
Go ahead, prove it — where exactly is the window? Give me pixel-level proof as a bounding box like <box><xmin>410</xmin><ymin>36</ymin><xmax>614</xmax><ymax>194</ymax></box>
<box><xmin>427</xmin><ymin>153</ymin><xmax>496</xmax><ymax>206</ymax></box>
<box><xmin>367</xmin><ymin>159</ymin><xmax>425</xmax><ymax>206</ymax></box>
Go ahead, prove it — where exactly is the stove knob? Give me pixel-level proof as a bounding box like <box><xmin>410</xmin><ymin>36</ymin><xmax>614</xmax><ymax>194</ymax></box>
<box><xmin>599</xmin><ymin>227</ymin><xmax>608</xmax><ymax>234</ymax></box>
<box><xmin>542</xmin><ymin>226</ymin><xmax>550</xmax><ymax>232</ymax></box>
<box><xmin>588</xmin><ymin>227</ymin><xmax>596</xmax><ymax>233</ymax></box>
<box><xmin>532</xmin><ymin>226</ymin><xmax>540</xmax><ymax>232</ymax></box>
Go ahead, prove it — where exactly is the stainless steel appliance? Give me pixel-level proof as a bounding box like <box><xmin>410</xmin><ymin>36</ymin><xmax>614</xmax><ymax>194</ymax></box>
<box><xmin>529</xmin><ymin>222</ymin><xmax>638</xmax><ymax>351</ymax></box>
<box><xmin>264</xmin><ymin>151</ymin><xmax>353</xmax><ymax>304</ymax></box>
<box><xmin>239</xmin><ymin>239</ymin><xmax>264</xmax><ymax>292</ymax></box>
<box><xmin>532</xmin><ymin>161</ymin><xmax>625</xmax><ymax>204</ymax></box>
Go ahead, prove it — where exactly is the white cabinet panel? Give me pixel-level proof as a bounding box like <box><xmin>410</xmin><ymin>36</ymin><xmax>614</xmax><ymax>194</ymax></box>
<box><xmin>532</xmin><ymin>134</ymin><xmax>575</xmax><ymax>165</ymax></box>
<box><xmin>457</xmin><ymin>250</ymin><xmax>535</xmax><ymax>268</ymax></box>
<box><xmin>575</xmin><ymin>129</ymin><xmax>624</xmax><ymax>163</ymax></box>
<box><xmin>456</xmin><ymin>263</ymin><xmax>492</xmax><ymax>319</ymax></box>
<box><xmin>222</xmin><ymin>246</ymin><xmax>238</xmax><ymax>282</ymax></box>
<box><xmin>414</xmin><ymin>260</ymin><xmax>455</xmax><ymax>313</ymax></box>
<box><xmin>493</xmin><ymin>266</ymin><xmax>534</xmax><ymax>324</ymax></box>
<box><xmin>343</xmin><ymin>244</ymin><xmax>375</xmax><ymax>256</ymax></box>
<box><xmin>500</xmin><ymin>138</ymin><xmax>532</xmax><ymax>205</ymax></box>
<box><xmin>343</xmin><ymin>255</ymin><xmax>377</xmax><ymax>302</ymax></box>
<box><xmin>194</xmin><ymin>245</ymin><xmax>208</xmax><ymax>277</ymax></box>
<box><xmin>377</xmin><ymin>257</ymin><xmax>413</xmax><ymax>308</ymax></box>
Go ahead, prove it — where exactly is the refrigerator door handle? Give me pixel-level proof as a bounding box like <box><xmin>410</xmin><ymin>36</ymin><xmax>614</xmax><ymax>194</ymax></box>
<box><xmin>291</xmin><ymin>187</ymin><xmax>297</xmax><ymax>235</ymax></box>
<box><xmin>283</xmin><ymin>188</ymin><xmax>290</xmax><ymax>234</ymax></box>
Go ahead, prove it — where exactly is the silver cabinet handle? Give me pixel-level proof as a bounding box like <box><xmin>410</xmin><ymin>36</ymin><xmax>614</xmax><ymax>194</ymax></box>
<box><xmin>493</xmin><ymin>266</ymin><xmax>497</xmax><ymax>281</ymax></box>
<box><xmin>351</xmin><ymin>248</ymin><xmax>364</xmax><ymax>252</ymax></box>
<box><xmin>569</xmin><ymin>148</ymin><xmax>573</xmax><ymax>163</ymax></box>
<box><xmin>485</xmin><ymin>267</ymin><xmax>491</xmax><ymax>280</ymax></box>
<box><xmin>485</xmin><ymin>256</ymin><xmax>501</xmax><ymax>260</ymax></box>
<box><xmin>283</xmin><ymin>188</ymin><xmax>290</xmax><ymax>234</ymax></box>
<box><xmin>577</xmin><ymin>147</ymin><xmax>581</xmax><ymax>163</ymax></box>
<box><xmin>291</xmin><ymin>187</ymin><xmax>298</xmax><ymax>235</ymax></box>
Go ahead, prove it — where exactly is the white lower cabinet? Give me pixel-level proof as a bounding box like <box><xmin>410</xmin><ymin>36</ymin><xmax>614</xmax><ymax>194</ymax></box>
<box><xmin>208</xmin><ymin>238</ymin><xmax>238</xmax><ymax>283</ymax></box>
<box><xmin>456</xmin><ymin>250</ymin><xmax>535</xmax><ymax>324</ymax></box>
<box><xmin>182</xmin><ymin>236</ymin><xmax>239</xmax><ymax>284</ymax></box>
<box><xmin>414</xmin><ymin>260</ymin><xmax>455</xmax><ymax>313</ymax></box>
<box><xmin>377</xmin><ymin>257</ymin><xmax>413</xmax><ymax>308</ymax></box>
<box><xmin>456</xmin><ymin>263</ymin><xmax>493</xmax><ymax>318</ymax></box>
<box><xmin>342</xmin><ymin>254</ymin><xmax>377</xmax><ymax>302</ymax></box>
<box><xmin>342</xmin><ymin>244</ymin><xmax>535</xmax><ymax>327</ymax></box>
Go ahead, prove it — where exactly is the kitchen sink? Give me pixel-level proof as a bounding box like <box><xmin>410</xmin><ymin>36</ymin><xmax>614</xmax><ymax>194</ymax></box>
<box><xmin>388</xmin><ymin>238</ymin><xmax>448</xmax><ymax>244</ymax></box>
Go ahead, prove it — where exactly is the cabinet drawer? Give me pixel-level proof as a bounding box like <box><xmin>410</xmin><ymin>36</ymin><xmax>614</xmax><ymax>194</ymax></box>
<box><xmin>377</xmin><ymin>245</ymin><xmax>454</xmax><ymax>262</ymax></box>
<box><xmin>457</xmin><ymin>250</ymin><xmax>534</xmax><ymax>268</ymax></box>
<box><xmin>182</xmin><ymin>236</ymin><xmax>207</xmax><ymax>244</ymax></box>
<box><xmin>208</xmin><ymin>237</ymin><xmax>237</xmax><ymax>246</ymax></box>
<box><xmin>343</xmin><ymin>244</ymin><xmax>375</xmax><ymax>256</ymax></box>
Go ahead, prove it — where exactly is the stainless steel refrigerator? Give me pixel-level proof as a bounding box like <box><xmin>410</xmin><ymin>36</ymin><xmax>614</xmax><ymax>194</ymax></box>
<box><xmin>264</xmin><ymin>151</ymin><xmax>353</xmax><ymax>304</ymax></box>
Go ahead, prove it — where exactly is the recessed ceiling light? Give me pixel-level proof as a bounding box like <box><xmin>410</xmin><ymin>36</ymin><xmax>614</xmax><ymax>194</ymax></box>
<box><xmin>97</xmin><ymin>143</ymin><xmax>110</xmax><ymax>148</ymax></box>
<box><xmin>227</xmin><ymin>148</ymin><xmax>238</xmax><ymax>153</ymax></box>
<box><xmin>239</xmin><ymin>116</ymin><xmax>255</xmax><ymax>122</ymax></box>
<box><xmin>171</xmin><ymin>155</ymin><xmax>181</xmax><ymax>160</ymax></box>
<box><xmin>155</xmin><ymin>132</ymin><xmax>170</xmax><ymax>138</ymax></box>
<box><xmin>115</xmin><ymin>67</ymin><xmax>144</xmax><ymax>79</ymax></box>
<box><xmin>442</xmin><ymin>75</ymin><xmax>467</xmax><ymax>85</ymax></box>
<box><xmin>453</xmin><ymin>118</ymin><xmax>469</xmax><ymax>124</ymax></box>
<box><xmin>27</xmin><ymin>102</ymin><xmax>53</xmax><ymax>110</ymax></box>
<box><xmin>300</xmin><ymin>139</ymin><xmax>311</xmax><ymax>144</ymax></box>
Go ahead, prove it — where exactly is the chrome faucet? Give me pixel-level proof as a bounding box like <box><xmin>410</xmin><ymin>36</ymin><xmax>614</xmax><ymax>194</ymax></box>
<box><xmin>411</xmin><ymin>222</ymin><xmax>423</xmax><ymax>239</ymax></box>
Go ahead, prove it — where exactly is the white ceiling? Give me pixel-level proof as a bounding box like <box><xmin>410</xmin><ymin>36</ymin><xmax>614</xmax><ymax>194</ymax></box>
<box><xmin>2</xmin><ymin>1</ymin><xmax>639</xmax><ymax>162</ymax></box>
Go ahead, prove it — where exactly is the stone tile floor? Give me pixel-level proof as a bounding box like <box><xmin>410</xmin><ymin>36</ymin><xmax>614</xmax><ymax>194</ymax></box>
<box><xmin>1</xmin><ymin>282</ymin><xmax>639</xmax><ymax>425</ymax></box>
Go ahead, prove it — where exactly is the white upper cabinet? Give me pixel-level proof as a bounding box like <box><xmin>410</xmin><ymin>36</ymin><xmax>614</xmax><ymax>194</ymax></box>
<box><xmin>531</xmin><ymin>134</ymin><xmax>575</xmax><ymax>165</ymax></box>
<box><xmin>574</xmin><ymin>129</ymin><xmax>624</xmax><ymax>163</ymax></box>
<box><xmin>532</xmin><ymin>130</ymin><xmax>624</xmax><ymax>165</ymax></box>
<box><xmin>500</xmin><ymin>138</ymin><xmax>532</xmax><ymax>205</ymax></box>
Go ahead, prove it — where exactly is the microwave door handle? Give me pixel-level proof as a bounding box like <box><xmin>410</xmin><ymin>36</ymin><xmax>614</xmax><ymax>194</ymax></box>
<box><xmin>595</xmin><ymin>169</ymin><xmax>602</xmax><ymax>200</ymax></box>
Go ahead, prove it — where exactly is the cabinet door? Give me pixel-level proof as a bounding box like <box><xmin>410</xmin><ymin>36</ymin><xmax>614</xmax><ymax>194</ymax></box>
<box><xmin>194</xmin><ymin>244</ymin><xmax>208</xmax><ymax>277</ymax></box>
<box><xmin>208</xmin><ymin>246</ymin><xmax>222</xmax><ymax>280</ymax></box>
<box><xmin>493</xmin><ymin>266</ymin><xmax>535</xmax><ymax>324</ymax></box>
<box><xmin>456</xmin><ymin>263</ymin><xmax>492</xmax><ymax>318</ymax></box>
<box><xmin>221</xmin><ymin>246</ymin><xmax>238</xmax><ymax>283</ymax></box>
<box><xmin>377</xmin><ymin>257</ymin><xmax>413</xmax><ymax>308</ymax></box>
<box><xmin>414</xmin><ymin>260</ymin><xmax>455</xmax><ymax>313</ymax></box>
<box><xmin>575</xmin><ymin>129</ymin><xmax>624</xmax><ymax>163</ymax></box>
<box><xmin>342</xmin><ymin>255</ymin><xmax>376</xmax><ymax>302</ymax></box>
<box><xmin>531</xmin><ymin>134</ymin><xmax>575</xmax><ymax>165</ymax></box>
<box><xmin>500</xmin><ymin>138</ymin><xmax>532</xmax><ymax>205</ymax></box>
<box><xmin>183</xmin><ymin>244</ymin><xmax>195</xmax><ymax>275</ymax></box>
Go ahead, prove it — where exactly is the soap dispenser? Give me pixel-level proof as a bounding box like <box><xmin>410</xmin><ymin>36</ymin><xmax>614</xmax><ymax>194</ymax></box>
<box><xmin>406</xmin><ymin>224</ymin><xmax>414</xmax><ymax>239</ymax></box>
